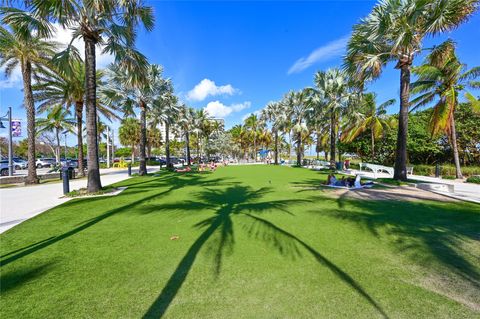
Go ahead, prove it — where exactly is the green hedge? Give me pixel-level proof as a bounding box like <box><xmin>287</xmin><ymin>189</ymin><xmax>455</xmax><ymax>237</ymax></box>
<box><xmin>413</xmin><ymin>164</ymin><xmax>480</xmax><ymax>177</ymax></box>
<box><xmin>466</xmin><ymin>176</ymin><xmax>480</xmax><ymax>184</ymax></box>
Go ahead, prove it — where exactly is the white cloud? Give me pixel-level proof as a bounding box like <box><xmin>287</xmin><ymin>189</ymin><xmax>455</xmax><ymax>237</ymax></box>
<box><xmin>0</xmin><ymin>67</ymin><xmax>22</xmax><ymax>89</ymax></box>
<box><xmin>287</xmin><ymin>35</ymin><xmax>349</xmax><ymax>74</ymax></box>
<box><xmin>204</xmin><ymin>101</ymin><xmax>251</xmax><ymax>118</ymax></box>
<box><xmin>187</xmin><ymin>79</ymin><xmax>238</xmax><ymax>101</ymax></box>
<box><xmin>0</xmin><ymin>23</ymin><xmax>114</xmax><ymax>89</ymax></box>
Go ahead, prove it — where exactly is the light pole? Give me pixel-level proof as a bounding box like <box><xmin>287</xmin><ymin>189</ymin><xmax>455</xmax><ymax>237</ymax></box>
<box><xmin>0</xmin><ymin>107</ymin><xmax>13</xmax><ymax>176</ymax></box>
<box><xmin>62</xmin><ymin>130</ymin><xmax>68</xmax><ymax>159</ymax></box>
<box><xmin>106</xmin><ymin>126</ymin><xmax>110</xmax><ymax>168</ymax></box>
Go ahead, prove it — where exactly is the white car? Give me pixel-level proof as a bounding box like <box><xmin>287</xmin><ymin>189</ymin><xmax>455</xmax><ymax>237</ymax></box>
<box><xmin>13</xmin><ymin>157</ymin><xmax>27</xmax><ymax>170</ymax></box>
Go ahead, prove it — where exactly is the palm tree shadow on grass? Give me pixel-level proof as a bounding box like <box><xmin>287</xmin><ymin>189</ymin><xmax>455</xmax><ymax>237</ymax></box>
<box><xmin>142</xmin><ymin>185</ymin><xmax>388</xmax><ymax>319</ymax></box>
<box><xmin>0</xmin><ymin>174</ymin><xmax>231</xmax><ymax>268</ymax></box>
<box><xmin>311</xmin><ymin>193</ymin><xmax>480</xmax><ymax>289</ymax></box>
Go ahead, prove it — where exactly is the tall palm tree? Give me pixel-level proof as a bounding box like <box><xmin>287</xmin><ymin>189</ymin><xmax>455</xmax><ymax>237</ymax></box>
<box><xmin>344</xmin><ymin>0</ymin><xmax>479</xmax><ymax>180</ymax></box>
<box><xmin>102</xmin><ymin>64</ymin><xmax>167</xmax><ymax>175</ymax></box>
<box><xmin>260</xmin><ymin>101</ymin><xmax>287</xmax><ymax>165</ymax></box>
<box><xmin>34</xmin><ymin>62</ymin><xmax>119</xmax><ymax>176</ymax></box>
<box><xmin>283</xmin><ymin>90</ymin><xmax>311</xmax><ymax>166</ymax></box>
<box><xmin>411</xmin><ymin>40</ymin><xmax>480</xmax><ymax>178</ymax></box>
<box><xmin>118</xmin><ymin>118</ymin><xmax>140</xmax><ymax>162</ymax></box>
<box><xmin>341</xmin><ymin>93</ymin><xmax>395</xmax><ymax>162</ymax></box>
<box><xmin>244</xmin><ymin>113</ymin><xmax>263</xmax><ymax>161</ymax></box>
<box><xmin>311</xmin><ymin>68</ymin><xmax>356</xmax><ymax>167</ymax></box>
<box><xmin>23</xmin><ymin>0</ymin><xmax>154</xmax><ymax>191</ymax></box>
<box><xmin>177</xmin><ymin>106</ymin><xmax>195</xmax><ymax>165</ymax></box>
<box><xmin>36</xmin><ymin>105</ymin><xmax>76</xmax><ymax>163</ymax></box>
<box><xmin>0</xmin><ymin>24</ymin><xmax>55</xmax><ymax>184</ymax></box>
<box><xmin>192</xmin><ymin>109</ymin><xmax>209</xmax><ymax>159</ymax></box>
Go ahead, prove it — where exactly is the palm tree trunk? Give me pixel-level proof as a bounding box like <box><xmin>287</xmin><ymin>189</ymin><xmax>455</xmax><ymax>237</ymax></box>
<box><xmin>393</xmin><ymin>64</ymin><xmax>410</xmax><ymax>181</ymax></box>
<box><xmin>274</xmin><ymin>130</ymin><xmax>278</xmax><ymax>165</ymax></box>
<box><xmin>296</xmin><ymin>131</ymin><xmax>302</xmax><ymax>166</ymax></box>
<box><xmin>371</xmin><ymin>130</ymin><xmax>375</xmax><ymax>162</ymax></box>
<box><xmin>450</xmin><ymin>113</ymin><xmax>463</xmax><ymax>179</ymax></box>
<box><xmin>165</xmin><ymin>122</ymin><xmax>171</xmax><ymax>168</ymax></box>
<box><xmin>75</xmin><ymin>101</ymin><xmax>85</xmax><ymax>177</ymax></box>
<box><xmin>131</xmin><ymin>146</ymin><xmax>135</xmax><ymax>164</ymax></box>
<box><xmin>185</xmin><ymin>131</ymin><xmax>191</xmax><ymax>165</ymax></box>
<box><xmin>139</xmin><ymin>101</ymin><xmax>147</xmax><ymax>176</ymax></box>
<box><xmin>330</xmin><ymin>113</ymin><xmax>336</xmax><ymax>168</ymax></box>
<box><xmin>84</xmin><ymin>36</ymin><xmax>102</xmax><ymax>192</ymax></box>
<box><xmin>22</xmin><ymin>61</ymin><xmax>39</xmax><ymax>184</ymax></box>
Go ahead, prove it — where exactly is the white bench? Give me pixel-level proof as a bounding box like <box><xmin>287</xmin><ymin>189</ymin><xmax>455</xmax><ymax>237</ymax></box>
<box><xmin>359</xmin><ymin>163</ymin><xmax>414</xmax><ymax>178</ymax></box>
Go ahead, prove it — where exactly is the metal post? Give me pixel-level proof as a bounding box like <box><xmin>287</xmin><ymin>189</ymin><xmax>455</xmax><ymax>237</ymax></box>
<box><xmin>128</xmin><ymin>163</ymin><xmax>132</xmax><ymax>176</ymax></box>
<box><xmin>8</xmin><ymin>107</ymin><xmax>13</xmax><ymax>176</ymax></box>
<box><xmin>435</xmin><ymin>163</ymin><xmax>440</xmax><ymax>178</ymax></box>
<box><xmin>111</xmin><ymin>130</ymin><xmax>115</xmax><ymax>164</ymax></box>
<box><xmin>106</xmin><ymin>126</ymin><xmax>110</xmax><ymax>168</ymax></box>
<box><xmin>62</xmin><ymin>167</ymin><xmax>70</xmax><ymax>194</ymax></box>
<box><xmin>64</xmin><ymin>132</ymin><xmax>67</xmax><ymax>159</ymax></box>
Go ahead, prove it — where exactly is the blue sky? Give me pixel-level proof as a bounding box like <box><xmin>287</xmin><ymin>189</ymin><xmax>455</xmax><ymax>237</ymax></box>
<box><xmin>1</xmin><ymin>0</ymin><xmax>479</xmax><ymax>145</ymax></box>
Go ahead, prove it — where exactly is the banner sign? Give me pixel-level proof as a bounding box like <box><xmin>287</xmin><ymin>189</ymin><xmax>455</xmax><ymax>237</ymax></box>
<box><xmin>12</xmin><ymin>119</ymin><xmax>21</xmax><ymax>137</ymax></box>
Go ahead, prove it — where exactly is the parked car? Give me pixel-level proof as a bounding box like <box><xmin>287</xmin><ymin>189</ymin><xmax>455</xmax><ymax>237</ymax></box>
<box><xmin>0</xmin><ymin>160</ymin><xmax>15</xmax><ymax>176</ymax></box>
<box><xmin>12</xmin><ymin>157</ymin><xmax>27</xmax><ymax>170</ymax></box>
<box><xmin>36</xmin><ymin>158</ymin><xmax>56</xmax><ymax>168</ymax></box>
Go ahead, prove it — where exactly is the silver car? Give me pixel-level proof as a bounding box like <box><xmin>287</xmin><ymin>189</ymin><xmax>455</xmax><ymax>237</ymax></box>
<box><xmin>0</xmin><ymin>160</ymin><xmax>16</xmax><ymax>176</ymax></box>
<box><xmin>13</xmin><ymin>157</ymin><xmax>27</xmax><ymax>170</ymax></box>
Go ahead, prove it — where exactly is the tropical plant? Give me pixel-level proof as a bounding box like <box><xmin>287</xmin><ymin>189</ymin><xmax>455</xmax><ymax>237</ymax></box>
<box><xmin>260</xmin><ymin>101</ymin><xmax>287</xmax><ymax>164</ymax></box>
<box><xmin>177</xmin><ymin>106</ymin><xmax>195</xmax><ymax>165</ymax></box>
<box><xmin>344</xmin><ymin>0</ymin><xmax>479</xmax><ymax>180</ymax></box>
<box><xmin>411</xmin><ymin>40</ymin><xmax>480</xmax><ymax>178</ymax></box>
<box><xmin>310</xmin><ymin>68</ymin><xmax>357</xmax><ymax>167</ymax></box>
<box><xmin>118</xmin><ymin>118</ymin><xmax>140</xmax><ymax>162</ymax></box>
<box><xmin>283</xmin><ymin>90</ymin><xmax>311</xmax><ymax>165</ymax></box>
<box><xmin>36</xmin><ymin>105</ymin><xmax>76</xmax><ymax>163</ymax></box>
<box><xmin>244</xmin><ymin>113</ymin><xmax>264</xmax><ymax>161</ymax></box>
<box><xmin>0</xmin><ymin>22</ymin><xmax>55</xmax><ymax>183</ymax></box>
<box><xmin>341</xmin><ymin>93</ymin><xmax>395</xmax><ymax>162</ymax></box>
<box><xmin>102</xmin><ymin>64</ymin><xmax>168</xmax><ymax>175</ymax></box>
<box><xmin>17</xmin><ymin>0</ymin><xmax>155</xmax><ymax>190</ymax></box>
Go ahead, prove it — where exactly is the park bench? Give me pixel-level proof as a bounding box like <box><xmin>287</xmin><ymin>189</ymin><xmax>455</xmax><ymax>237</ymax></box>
<box><xmin>359</xmin><ymin>163</ymin><xmax>414</xmax><ymax>178</ymax></box>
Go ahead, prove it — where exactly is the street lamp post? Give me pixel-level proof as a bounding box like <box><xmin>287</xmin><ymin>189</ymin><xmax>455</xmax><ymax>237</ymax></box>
<box><xmin>0</xmin><ymin>107</ymin><xmax>13</xmax><ymax>176</ymax></box>
<box><xmin>106</xmin><ymin>126</ymin><xmax>110</xmax><ymax>168</ymax></box>
<box><xmin>62</xmin><ymin>130</ymin><xmax>68</xmax><ymax>160</ymax></box>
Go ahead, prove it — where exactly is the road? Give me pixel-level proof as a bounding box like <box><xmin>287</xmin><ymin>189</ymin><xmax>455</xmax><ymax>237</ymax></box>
<box><xmin>0</xmin><ymin>166</ymin><xmax>159</xmax><ymax>234</ymax></box>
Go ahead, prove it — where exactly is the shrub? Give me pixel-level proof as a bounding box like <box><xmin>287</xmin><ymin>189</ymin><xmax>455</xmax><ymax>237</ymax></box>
<box><xmin>412</xmin><ymin>164</ymin><xmax>480</xmax><ymax>177</ymax></box>
<box><xmin>442</xmin><ymin>175</ymin><xmax>456</xmax><ymax>180</ymax></box>
<box><xmin>466</xmin><ymin>176</ymin><xmax>480</xmax><ymax>184</ymax></box>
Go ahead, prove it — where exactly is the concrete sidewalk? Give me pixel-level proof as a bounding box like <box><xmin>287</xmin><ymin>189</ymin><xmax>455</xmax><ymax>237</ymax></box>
<box><xmin>346</xmin><ymin>169</ymin><xmax>480</xmax><ymax>204</ymax></box>
<box><xmin>0</xmin><ymin>166</ymin><xmax>159</xmax><ymax>234</ymax></box>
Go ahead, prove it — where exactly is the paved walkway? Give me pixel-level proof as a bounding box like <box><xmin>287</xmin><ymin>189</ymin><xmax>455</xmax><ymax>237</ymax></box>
<box><xmin>346</xmin><ymin>169</ymin><xmax>480</xmax><ymax>204</ymax></box>
<box><xmin>0</xmin><ymin>166</ymin><xmax>159</xmax><ymax>234</ymax></box>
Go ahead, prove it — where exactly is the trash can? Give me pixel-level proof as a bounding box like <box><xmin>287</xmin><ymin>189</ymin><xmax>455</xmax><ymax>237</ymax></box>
<box><xmin>336</xmin><ymin>161</ymin><xmax>343</xmax><ymax>171</ymax></box>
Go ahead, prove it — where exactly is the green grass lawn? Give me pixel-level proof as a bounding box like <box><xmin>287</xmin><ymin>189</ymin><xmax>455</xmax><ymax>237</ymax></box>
<box><xmin>1</xmin><ymin>165</ymin><xmax>479</xmax><ymax>318</ymax></box>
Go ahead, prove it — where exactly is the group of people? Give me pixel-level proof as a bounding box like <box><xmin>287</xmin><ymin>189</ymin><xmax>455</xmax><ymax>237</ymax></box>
<box><xmin>326</xmin><ymin>174</ymin><xmax>358</xmax><ymax>187</ymax></box>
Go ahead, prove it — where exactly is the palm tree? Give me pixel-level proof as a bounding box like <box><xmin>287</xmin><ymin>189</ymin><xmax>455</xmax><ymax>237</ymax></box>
<box><xmin>118</xmin><ymin>118</ymin><xmax>140</xmax><ymax>162</ymax></box>
<box><xmin>284</xmin><ymin>90</ymin><xmax>311</xmax><ymax>166</ymax></box>
<box><xmin>244</xmin><ymin>113</ymin><xmax>263</xmax><ymax>161</ymax></box>
<box><xmin>344</xmin><ymin>0</ymin><xmax>478</xmax><ymax>180</ymax></box>
<box><xmin>341</xmin><ymin>93</ymin><xmax>395</xmax><ymax>162</ymax></box>
<box><xmin>34</xmin><ymin>61</ymin><xmax>120</xmax><ymax>176</ymax></box>
<box><xmin>311</xmin><ymin>68</ymin><xmax>356</xmax><ymax>167</ymax></box>
<box><xmin>146</xmin><ymin>127</ymin><xmax>162</xmax><ymax>159</ymax></box>
<box><xmin>102</xmin><ymin>64</ymin><xmax>167</xmax><ymax>175</ymax></box>
<box><xmin>177</xmin><ymin>106</ymin><xmax>195</xmax><ymax>165</ymax></box>
<box><xmin>24</xmin><ymin>0</ymin><xmax>154</xmax><ymax>191</ymax></box>
<box><xmin>230</xmin><ymin>124</ymin><xmax>248</xmax><ymax>160</ymax></box>
<box><xmin>260</xmin><ymin>101</ymin><xmax>287</xmax><ymax>165</ymax></box>
<box><xmin>0</xmin><ymin>24</ymin><xmax>55</xmax><ymax>184</ymax></box>
<box><xmin>192</xmin><ymin>109</ymin><xmax>210</xmax><ymax>160</ymax></box>
<box><xmin>36</xmin><ymin>105</ymin><xmax>76</xmax><ymax>163</ymax></box>
<box><xmin>411</xmin><ymin>40</ymin><xmax>480</xmax><ymax>178</ymax></box>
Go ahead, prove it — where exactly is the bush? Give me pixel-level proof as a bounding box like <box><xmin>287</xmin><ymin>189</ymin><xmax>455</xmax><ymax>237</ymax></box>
<box><xmin>442</xmin><ymin>175</ymin><xmax>456</xmax><ymax>180</ymax></box>
<box><xmin>466</xmin><ymin>176</ymin><xmax>480</xmax><ymax>184</ymax></box>
<box><xmin>412</xmin><ymin>164</ymin><xmax>480</xmax><ymax>177</ymax></box>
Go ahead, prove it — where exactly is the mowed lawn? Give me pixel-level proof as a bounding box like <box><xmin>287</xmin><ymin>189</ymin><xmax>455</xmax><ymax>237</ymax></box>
<box><xmin>1</xmin><ymin>165</ymin><xmax>479</xmax><ymax>318</ymax></box>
